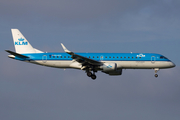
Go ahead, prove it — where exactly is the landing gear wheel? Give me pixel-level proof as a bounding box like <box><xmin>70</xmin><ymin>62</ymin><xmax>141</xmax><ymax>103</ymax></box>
<box><xmin>155</xmin><ymin>74</ymin><xmax>158</xmax><ymax>78</ymax></box>
<box><xmin>91</xmin><ymin>74</ymin><xmax>96</xmax><ymax>80</ymax></box>
<box><xmin>87</xmin><ymin>72</ymin><xmax>92</xmax><ymax>77</ymax></box>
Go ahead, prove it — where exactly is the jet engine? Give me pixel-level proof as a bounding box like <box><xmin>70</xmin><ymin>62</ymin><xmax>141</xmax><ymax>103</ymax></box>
<box><xmin>100</xmin><ymin>63</ymin><xmax>122</xmax><ymax>75</ymax></box>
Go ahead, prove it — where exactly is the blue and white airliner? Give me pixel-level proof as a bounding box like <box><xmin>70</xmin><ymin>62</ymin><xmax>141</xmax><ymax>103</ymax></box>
<box><xmin>6</xmin><ymin>29</ymin><xmax>175</xmax><ymax>80</ymax></box>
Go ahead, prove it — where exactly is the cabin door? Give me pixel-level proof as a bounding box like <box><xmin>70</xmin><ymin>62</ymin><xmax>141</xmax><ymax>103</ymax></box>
<box><xmin>42</xmin><ymin>55</ymin><xmax>47</xmax><ymax>63</ymax></box>
<box><xmin>151</xmin><ymin>56</ymin><xmax>156</xmax><ymax>64</ymax></box>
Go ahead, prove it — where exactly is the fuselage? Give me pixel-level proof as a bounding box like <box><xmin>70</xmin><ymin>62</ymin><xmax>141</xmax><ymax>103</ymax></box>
<box><xmin>12</xmin><ymin>52</ymin><xmax>175</xmax><ymax>69</ymax></box>
<box><xmin>7</xmin><ymin>29</ymin><xmax>176</xmax><ymax>79</ymax></box>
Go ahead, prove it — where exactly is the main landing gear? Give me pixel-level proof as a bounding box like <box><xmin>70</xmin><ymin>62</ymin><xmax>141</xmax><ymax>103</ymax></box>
<box><xmin>154</xmin><ymin>68</ymin><xmax>159</xmax><ymax>78</ymax></box>
<box><xmin>87</xmin><ymin>71</ymin><xmax>97</xmax><ymax>80</ymax></box>
<box><xmin>84</xmin><ymin>65</ymin><xmax>97</xmax><ymax>80</ymax></box>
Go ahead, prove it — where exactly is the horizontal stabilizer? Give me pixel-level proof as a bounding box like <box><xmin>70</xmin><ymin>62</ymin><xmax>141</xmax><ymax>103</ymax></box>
<box><xmin>5</xmin><ymin>50</ymin><xmax>29</xmax><ymax>58</ymax></box>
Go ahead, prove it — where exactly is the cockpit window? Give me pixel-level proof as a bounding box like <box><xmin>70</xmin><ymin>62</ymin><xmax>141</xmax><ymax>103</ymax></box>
<box><xmin>160</xmin><ymin>56</ymin><xmax>167</xmax><ymax>59</ymax></box>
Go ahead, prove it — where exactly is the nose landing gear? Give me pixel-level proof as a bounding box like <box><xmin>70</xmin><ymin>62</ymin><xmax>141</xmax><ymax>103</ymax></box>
<box><xmin>154</xmin><ymin>68</ymin><xmax>159</xmax><ymax>78</ymax></box>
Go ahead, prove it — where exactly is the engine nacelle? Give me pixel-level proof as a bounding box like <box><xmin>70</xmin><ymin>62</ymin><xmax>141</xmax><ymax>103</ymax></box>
<box><xmin>101</xmin><ymin>62</ymin><xmax>117</xmax><ymax>72</ymax></box>
<box><xmin>101</xmin><ymin>63</ymin><xmax>122</xmax><ymax>76</ymax></box>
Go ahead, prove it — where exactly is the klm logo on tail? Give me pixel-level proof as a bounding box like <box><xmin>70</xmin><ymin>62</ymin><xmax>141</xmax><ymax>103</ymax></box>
<box><xmin>15</xmin><ymin>38</ymin><xmax>28</xmax><ymax>45</ymax></box>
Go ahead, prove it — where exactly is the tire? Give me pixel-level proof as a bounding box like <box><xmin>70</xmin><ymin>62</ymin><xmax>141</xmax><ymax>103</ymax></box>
<box><xmin>87</xmin><ymin>72</ymin><xmax>92</xmax><ymax>77</ymax></box>
<box><xmin>91</xmin><ymin>75</ymin><xmax>96</xmax><ymax>80</ymax></box>
<box><xmin>155</xmin><ymin>74</ymin><xmax>158</xmax><ymax>78</ymax></box>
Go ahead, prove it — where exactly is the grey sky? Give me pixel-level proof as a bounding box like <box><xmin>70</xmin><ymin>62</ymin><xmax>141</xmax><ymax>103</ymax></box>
<box><xmin>0</xmin><ymin>0</ymin><xmax>180</xmax><ymax>120</ymax></box>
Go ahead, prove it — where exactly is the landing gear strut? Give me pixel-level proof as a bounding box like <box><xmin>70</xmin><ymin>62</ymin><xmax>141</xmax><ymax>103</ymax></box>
<box><xmin>154</xmin><ymin>68</ymin><xmax>159</xmax><ymax>78</ymax></box>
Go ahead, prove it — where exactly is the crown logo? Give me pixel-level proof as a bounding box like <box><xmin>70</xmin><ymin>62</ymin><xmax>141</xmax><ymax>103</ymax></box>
<box><xmin>18</xmin><ymin>38</ymin><xmax>24</xmax><ymax>41</ymax></box>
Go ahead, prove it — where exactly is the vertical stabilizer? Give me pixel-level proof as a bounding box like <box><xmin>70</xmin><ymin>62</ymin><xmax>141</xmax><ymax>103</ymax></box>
<box><xmin>11</xmin><ymin>29</ymin><xmax>36</xmax><ymax>53</ymax></box>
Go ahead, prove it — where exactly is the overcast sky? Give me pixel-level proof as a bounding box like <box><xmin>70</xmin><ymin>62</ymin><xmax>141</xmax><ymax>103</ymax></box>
<box><xmin>0</xmin><ymin>0</ymin><xmax>180</xmax><ymax>120</ymax></box>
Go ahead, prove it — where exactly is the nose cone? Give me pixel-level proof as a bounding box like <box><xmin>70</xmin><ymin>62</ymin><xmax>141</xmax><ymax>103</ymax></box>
<box><xmin>169</xmin><ymin>62</ymin><xmax>176</xmax><ymax>68</ymax></box>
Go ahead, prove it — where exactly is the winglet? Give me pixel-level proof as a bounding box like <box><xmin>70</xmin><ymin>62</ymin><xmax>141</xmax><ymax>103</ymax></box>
<box><xmin>61</xmin><ymin>43</ymin><xmax>72</xmax><ymax>54</ymax></box>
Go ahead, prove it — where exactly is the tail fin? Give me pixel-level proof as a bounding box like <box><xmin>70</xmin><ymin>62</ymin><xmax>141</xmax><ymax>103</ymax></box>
<box><xmin>11</xmin><ymin>29</ymin><xmax>43</xmax><ymax>53</ymax></box>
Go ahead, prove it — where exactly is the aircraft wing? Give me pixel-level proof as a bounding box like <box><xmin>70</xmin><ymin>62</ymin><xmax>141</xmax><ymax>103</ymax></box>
<box><xmin>61</xmin><ymin>43</ymin><xmax>102</xmax><ymax>65</ymax></box>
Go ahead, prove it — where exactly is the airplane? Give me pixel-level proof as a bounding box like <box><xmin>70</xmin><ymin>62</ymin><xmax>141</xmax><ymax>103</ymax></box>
<box><xmin>6</xmin><ymin>29</ymin><xmax>175</xmax><ymax>80</ymax></box>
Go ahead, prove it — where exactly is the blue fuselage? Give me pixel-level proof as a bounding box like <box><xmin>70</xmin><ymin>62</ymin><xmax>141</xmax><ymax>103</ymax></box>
<box><xmin>14</xmin><ymin>53</ymin><xmax>175</xmax><ymax>69</ymax></box>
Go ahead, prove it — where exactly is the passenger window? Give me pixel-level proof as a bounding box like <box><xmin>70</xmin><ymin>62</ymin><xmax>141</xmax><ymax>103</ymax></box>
<box><xmin>105</xmin><ymin>57</ymin><xmax>107</xmax><ymax>58</ymax></box>
<box><xmin>49</xmin><ymin>55</ymin><xmax>51</xmax><ymax>58</ymax></box>
<box><xmin>57</xmin><ymin>56</ymin><xmax>59</xmax><ymax>58</ymax></box>
<box><xmin>64</xmin><ymin>56</ymin><xmax>66</xmax><ymax>58</ymax></box>
<box><xmin>53</xmin><ymin>56</ymin><xmax>55</xmax><ymax>58</ymax></box>
<box><xmin>109</xmin><ymin>57</ymin><xmax>111</xmax><ymax>58</ymax></box>
<box><xmin>128</xmin><ymin>57</ymin><xmax>130</xmax><ymax>58</ymax></box>
<box><xmin>121</xmin><ymin>57</ymin><xmax>122</xmax><ymax>58</ymax></box>
<box><xmin>113</xmin><ymin>57</ymin><xmax>115</xmax><ymax>58</ymax></box>
<box><xmin>132</xmin><ymin>57</ymin><xmax>134</xmax><ymax>58</ymax></box>
<box><xmin>124</xmin><ymin>57</ymin><xmax>126</xmax><ymax>58</ymax></box>
<box><xmin>61</xmin><ymin>56</ymin><xmax>62</xmax><ymax>58</ymax></box>
<box><xmin>117</xmin><ymin>57</ymin><xmax>119</xmax><ymax>58</ymax></box>
<box><xmin>93</xmin><ymin>56</ymin><xmax>94</xmax><ymax>58</ymax></box>
<box><xmin>139</xmin><ymin>57</ymin><xmax>141</xmax><ymax>58</ymax></box>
